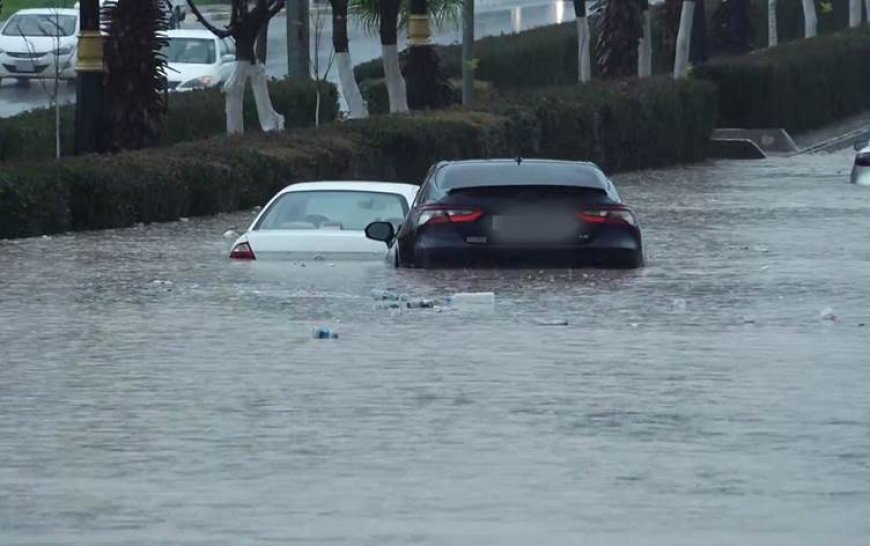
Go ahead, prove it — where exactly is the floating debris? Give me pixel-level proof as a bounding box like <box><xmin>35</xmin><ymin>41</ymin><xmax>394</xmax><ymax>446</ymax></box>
<box><xmin>312</xmin><ymin>327</ymin><xmax>339</xmax><ymax>340</ymax></box>
<box><xmin>534</xmin><ymin>319</ymin><xmax>569</xmax><ymax>326</ymax></box>
<box><xmin>819</xmin><ymin>307</ymin><xmax>837</xmax><ymax>322</ymax></box>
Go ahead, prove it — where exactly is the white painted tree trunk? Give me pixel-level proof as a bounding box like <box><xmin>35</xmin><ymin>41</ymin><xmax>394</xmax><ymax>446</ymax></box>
<box><xmin>223</xmin><ymin>61</ymin><xmax>285</xmax><ymax>135</ymax></box>
<box><xmin>801</xmin><ymin>0</ymin><xmax>817</xmax><ymax>38</ymax></box>
<box><xmin>250</xmin><ymin>63</ymin><xmax>285</xmax><ymax>132</ymax></box>
<box><xmin>673</xmin><ymin>1</ymin><xmax>695</xmax><ymax>79</ymax></box>
<box><xmin>866</xmin><ymin>0</ymin><xmax>870</xmax><ymax>25</ymax></box>
<box><xmin>576</xmin><ymin>16</ymin><xmax>591</xmax><ymax>83</ymax></box>
<box><xmin>382</xmin><ymin>44</ymin><xmax>409</xmax><ymax>114</ymax></box>
<box><xmin>768</xmin><ymin>0</ymin><xmax>778</xmax><ymax>47</ymax></box>
<box><xmin>336</xmin><ymin>51</ymin><xmax>368</xmax><ymax>119</ymax></box>
<box><xmin>638</xmin><ymin>10</ymin><xmax>652</xmax><ymax>78</ymax></box>
<box><xmin>849</xmin><ymin>0</ymin><xmax>861</xmax><ymax>27</ymax></box>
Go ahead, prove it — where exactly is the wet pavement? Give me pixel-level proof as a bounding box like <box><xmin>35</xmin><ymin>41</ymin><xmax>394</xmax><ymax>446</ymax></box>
<box><xmin>2</xmin><ymin>151</ymin><xmax>869</xmax><ymax>544</ymax></box>
<box><xmin>0</xmin><ymin>1</ymin><xmax>566</xmax><ymax>117</ymax></box>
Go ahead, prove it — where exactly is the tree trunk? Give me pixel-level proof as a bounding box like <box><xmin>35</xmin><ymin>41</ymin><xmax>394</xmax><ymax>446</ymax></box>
<box><xmin>250</xmin><ymin>62</ymin><xmax>284</xmax><ymax>130</ymax></box>
<box><xmin>225</xmin><ymin>62</ymin><xmax>247</xmax><ymax>134</ymax></box>
<box><xmin>286</xmin><ymin>0</ymin><xmax>310</xmax><ymax>78</ymax></box>
<box><xmin>379</xmin><ymin>0</ymin><xmax>409</xmax><ymax>113</ymax></box>
<box><xmin>673</xmin><ymin>0</ymin><xmax>695</xmax><ymax>78</ymax></box>
<box><xmin>638</xmin><ymin>0</ymin><xmax>652</xmax><ymax>78</ymax></box>
<box><xmin>866</xmin><ymin>0</ymin><xmax>870</xmax><ymax>26</ymax></box>
<box><xmin>462</xmin><ymin>0</ymin><xmax>474</xmax><ymax>104</ymax></box>
<box><xmin>801</xmin><ymin>0</ymin><xmax>817</xmax><ymax>38</ymax></box>
<box><xmin>330</xmin><ymin>0</ymin><xmax>367</xmax><ymax>118</ymax></box>
<box><xmin>572</xmin><ymin>0</ymin><xmax>591</xmax><ymax>83</ymax></box>
<box><xmin>849</xmin><ymin>0</ymin><xmax>861</xmax><ymax>27</ymax></box>
<box><xmin>256</xmin><ymin>22</ymin><xmax>268</xmax><ymax>64</ymax></box>
<box><xmin>768</xmin><ymin>0</ymin><xmax>777</xmax><ymax>47</ymax></box>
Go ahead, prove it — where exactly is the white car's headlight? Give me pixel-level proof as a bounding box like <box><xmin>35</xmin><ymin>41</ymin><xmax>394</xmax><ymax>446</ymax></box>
<box><xmin>179</xmin><ymin>76</ymin><xmax>215</xmax><ymax>89</ymax></box>
<box><xmin>53</xmin><ymin>46</ymin><xmax>73</xmax><ymax>56</ymax></box>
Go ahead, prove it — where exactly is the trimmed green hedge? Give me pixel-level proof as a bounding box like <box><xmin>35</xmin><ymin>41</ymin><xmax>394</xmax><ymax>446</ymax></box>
<box><xmin>0</xmin><ymin>78</ymin><xmax>338</xmax><ymax>163</ymax></box>
<box><xmin>0</xmin><ymin>78</ymin><xmax>716</xmax><ymax>239</ymax></box>
<box><xmin>694</xmin><ymin>27</ymin><xmax>870</xmax><ymax>131</ymax></box>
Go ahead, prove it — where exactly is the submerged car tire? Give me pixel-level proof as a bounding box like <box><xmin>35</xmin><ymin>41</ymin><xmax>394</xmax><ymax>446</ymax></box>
<box><xmin>605</xmin><ymin>249</ymin><xmax>644</xmax><ymax>269</ymax></box>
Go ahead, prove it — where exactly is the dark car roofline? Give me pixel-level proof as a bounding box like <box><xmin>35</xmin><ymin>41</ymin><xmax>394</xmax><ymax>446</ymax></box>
<box><xmin>433</xmin><ymin>159</ymin><xmax>610</xmax><ymax>191</ymax></box>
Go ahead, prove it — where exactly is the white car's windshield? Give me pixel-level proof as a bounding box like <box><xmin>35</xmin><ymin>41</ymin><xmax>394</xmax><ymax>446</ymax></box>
<box><xmin>3</xmin><ymin>14</ymin><xmax>77</xmax><ymax>37</ymax></box>
<box><xmin>257</xmin><ymin>191</ymin><xmax>408</xmax><ymax>231</ymax></box>
<box><xmin>162</xmin><ymin>38</ymin><xmax>215</xmax><ymax>64</ymax></box>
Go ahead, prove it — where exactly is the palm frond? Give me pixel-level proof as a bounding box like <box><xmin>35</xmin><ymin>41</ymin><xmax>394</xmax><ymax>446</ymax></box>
<box><xmin>350</xmin><ymin>0</ymin><xmax>463</xmax><ymax>35</ymax></box>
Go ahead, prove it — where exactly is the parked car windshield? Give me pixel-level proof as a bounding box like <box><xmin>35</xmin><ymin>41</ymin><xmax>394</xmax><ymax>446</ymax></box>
<box><xmin>257</xmin><ymin>191</ymin><xmax>408</xmax><ymax>231</ymax></box>
<box><xmin>3</xmin><ymin>14</ymin><xmax>77</xmax><ymax>37</ymax></box>
<box><xmin>162</xmin><ymin>38</ymin><xmax>216</xmax><ymax>64</ymax></box>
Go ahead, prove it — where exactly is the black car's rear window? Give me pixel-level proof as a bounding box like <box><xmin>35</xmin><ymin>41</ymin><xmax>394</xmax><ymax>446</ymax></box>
<box><xmin>439</xmin><ymin>161</ymin><xmax>608</xmax><ymax>190</ymax></box>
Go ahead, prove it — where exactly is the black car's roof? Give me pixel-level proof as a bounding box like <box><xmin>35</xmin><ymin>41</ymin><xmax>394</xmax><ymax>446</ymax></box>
<box><xmin>434</xmin><ymin>159</ymin><xmax>609</xmax><ymax>191</ymax></box>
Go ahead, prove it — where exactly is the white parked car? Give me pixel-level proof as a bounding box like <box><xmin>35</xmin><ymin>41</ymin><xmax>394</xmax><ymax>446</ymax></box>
<box><xmin>852</xmin><ymin>139</ymin><xmax>870</xmax><ymax>186</ymax></box>
<box><xmin>229</xmin><ymin>181</ymin><xmax>420</xmax><ymax>260</ymax></box>
<box><xmin>0</xmin><ymin>9</ymin><xmax>79</xmax><ymax>83</ymax></box>
<box><xmin>162</xmin><ymin>29</ymin><xmax>235</xmax><ymax>91</ymax></box>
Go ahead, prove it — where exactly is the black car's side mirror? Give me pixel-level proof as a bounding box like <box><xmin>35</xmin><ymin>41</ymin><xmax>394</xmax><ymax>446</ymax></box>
<box><xmin>365</xmin><ymin>221</ymin><xmax>395</xmax><ymax>245</ymax></box>
<box><xmin>855</xmin><ymin>140</ymin><xmax>868</xmax><ymax>152</ymax></box>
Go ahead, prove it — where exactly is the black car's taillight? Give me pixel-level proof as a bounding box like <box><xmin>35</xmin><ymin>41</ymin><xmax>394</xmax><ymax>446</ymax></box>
<box><xmin>576</xmin><ymin>205</ymin><xmax>638</xmax><ymax>227</ymax></box>
<box><xmin>414</xmin><ymin>206</ymin><xmax>485</xmax><ymax>228</ymax></box>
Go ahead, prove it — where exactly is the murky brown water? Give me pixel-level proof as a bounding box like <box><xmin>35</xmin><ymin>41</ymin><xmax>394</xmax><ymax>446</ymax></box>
<box><xmin>2</xmin><ymin>152</ymin><xmax>869</xmax><ymax>545</ymax></box>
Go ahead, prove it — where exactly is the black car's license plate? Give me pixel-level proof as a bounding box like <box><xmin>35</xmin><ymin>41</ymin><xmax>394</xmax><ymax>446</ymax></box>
<box><xmin>491</xmin><ymin>215</ymin><xmax>576</xmax><ymax>241</ymax></box>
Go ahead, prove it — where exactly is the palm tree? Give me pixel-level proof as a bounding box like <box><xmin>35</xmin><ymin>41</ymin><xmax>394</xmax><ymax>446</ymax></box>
<box><xmin>638</xmin><ymin>0</ymin><xmax>652</xmax><ymax>77</ymax></box>
<box><xmin>187</xmin><ymin>0</ymin><xmax>287</xmax><ymax>134</ymax></box>
<box><xmin>849</xmin><ymin>0</ymin><xmax>861</xmax><ymax>27</ymax></box>
<box><xmin>103</xmin><ymin>0</ymin><xmax>168</xmax><ymax>150</ymax></box>
<box><xmin>768</xmin><ymin>0</ymin><xmax>777</xmax><ymax>47</ymax></box>
<box><xmin>673</xmin><ymin>0</ymin><xmax>694</xmax><ymax>78</ymax></box>
<box><xmin>351</xmin><ymin>0</ymin><xmax>460</xmax><ymax>113</ymax></box>
<box><xmin>330</xmin><ymin>0</ymin><xmax>368</xmax><ymax>118</ymax></box>
<box><xmin>595</xmin><ymin>0</ymin><xmax>642</xmax><ymax>78</ymax></box>
<box><xmin>801</xmin><ymin>0</ymin><xmax>817</xmax><ymax>37</ymax></box>
<box><xmin>573</xmin><ymin>0</ymin><xmax>591</xmax><ymax>82</ymax></box>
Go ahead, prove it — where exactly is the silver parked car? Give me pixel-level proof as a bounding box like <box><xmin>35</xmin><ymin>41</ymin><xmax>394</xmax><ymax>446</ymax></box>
<box><xmin>852</xmin><ymin>139</ymin><xmax>870</xmax><ymax>186</ymax></box>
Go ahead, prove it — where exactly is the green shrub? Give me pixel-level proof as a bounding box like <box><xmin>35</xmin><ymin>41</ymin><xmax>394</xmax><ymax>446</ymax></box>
<box><xmin>0</xmin><ymin>78</ymin><xmax>716</xmax><ymax>239</ymax></box>
<box><xmin>694</xmin><ymin>27</ymin><xmax>870</xmax><ymax>131</ymax></box>
<box><xmin>0</xmin><ymin>78</ymin><xmax>338</xmax><ymax>163</ymax></box>
<box><xmin>359</xmin><ymin>78</ymin><xmax>494</xmax><ymax>115</ymax></box>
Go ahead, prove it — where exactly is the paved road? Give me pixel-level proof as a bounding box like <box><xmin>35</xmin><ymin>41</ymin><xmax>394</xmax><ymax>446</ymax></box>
<box><xmin>2</xmin><ymin>152</ymin><xmax>869</xmax><ymax>544</ymax></box>
<box><xmin>0</xmin><ymin>1</ymin><xmax>565</xmax><ymax>118</ymax></box>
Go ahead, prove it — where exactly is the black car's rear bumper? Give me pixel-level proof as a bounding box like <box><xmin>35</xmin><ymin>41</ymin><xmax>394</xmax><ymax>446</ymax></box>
<box><xmin>407</xmin><ymin>229</ymin><xmax>643</xmax><ymax>268</ymax></box>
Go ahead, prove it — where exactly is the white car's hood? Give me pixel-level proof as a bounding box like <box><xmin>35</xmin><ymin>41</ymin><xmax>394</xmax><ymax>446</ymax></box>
<box><xmin>240</xmin><ymin>230</ymin><xmax>389</xmax><ymax>257</ymax></box>
<box><xmin>0</xmin><ymin>34</ymin><xmax>74</xmax><ymax>54</ymax></box>
<box><xmin>165</xmin><ymin>62</ymin><xmax>218</xmax><ymax>85</ymax></box>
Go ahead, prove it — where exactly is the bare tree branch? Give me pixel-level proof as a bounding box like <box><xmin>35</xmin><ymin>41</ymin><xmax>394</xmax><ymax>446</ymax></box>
<box><xmin>186</xmin><ymin>0</ymin><xmax>233</xmax><ymax>38</ymax></box>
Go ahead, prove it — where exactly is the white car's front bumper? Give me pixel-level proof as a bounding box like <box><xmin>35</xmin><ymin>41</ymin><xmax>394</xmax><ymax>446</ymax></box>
<box><xmin>0</xmin><ymin>51</ymin><xmax>76</xmax><ymax>80</ymax></box>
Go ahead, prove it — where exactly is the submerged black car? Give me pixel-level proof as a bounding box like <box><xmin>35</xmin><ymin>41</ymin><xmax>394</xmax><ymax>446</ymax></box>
<box><xmin>365</xmin><ymin>159</ymin><xmax>644</xmax><ymax>268</ymax></box>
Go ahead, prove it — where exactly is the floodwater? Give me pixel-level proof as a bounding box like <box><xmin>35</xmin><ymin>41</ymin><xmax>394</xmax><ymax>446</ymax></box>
<box><xmin>2</xmin><ymin>152</ymin><xmax>870</xmax><ymax>545</ymax></box>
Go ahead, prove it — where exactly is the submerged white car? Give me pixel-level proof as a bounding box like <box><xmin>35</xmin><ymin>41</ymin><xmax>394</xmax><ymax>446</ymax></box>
<box><xmin>162</xmin><ymin>29</ymin><xmax>235</xmax><ymax>91</ymax></box>
<box><xmin>0</xmin><ymin>9</ymin><xmax>79</xmax><ymax>83</ymax></box>
<box><xmin>852</xmin><ymin>139</ymin><xmax>870</xmax><ymax>186</ymax></box>
<box><xmin>229</xmin><ymin>181</ymin><xmax>419</xmax><ymax>260</ymax></box>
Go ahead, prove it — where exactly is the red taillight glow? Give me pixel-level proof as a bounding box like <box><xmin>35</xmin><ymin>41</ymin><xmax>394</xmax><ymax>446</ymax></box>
<box><xmin>229</xmin><ymin>242</ymin><xmax>256</xmax><ymax>260</ymax></box>
<box><xmin>415</xmin><ymin>206</ymin><xmax>485</xmax><ymax>227</ymax></box>
<box><xmin>577</xmin><ymin>207</ymin><xmax>638</xmax><ymax>227</ymax></box>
